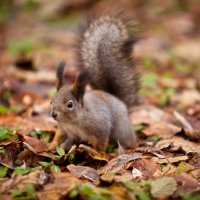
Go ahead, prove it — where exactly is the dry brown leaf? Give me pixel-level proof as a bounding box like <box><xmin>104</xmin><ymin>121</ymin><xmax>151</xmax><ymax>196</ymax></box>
<box><xmin>0</xmin><ymin>170</ymin><xmax>42</xmax><ymax>193</ymax></box>
<box><xmin>67</xmin><ymin>164</ymin><xmax>99</xmax><ymax>184</ymax></box>
<box><xmin>0</xmin><ymin>142</ymin><xmax>20</xmax><ymax>169</ymax></box>
<box><xmin>133</xmin><ymin>158</ymin><xmax>158</xmax><ymax>178</ymax></box>
<box><xmin>100</xmin><ymin>172</ymin><xmax>115</xmax><ymax>183</ymax></box>
<box><xmin>77</xmin><ymin>144</ymin><xmax>108</xmax><ymax>162</ymax></box>
<box><xmin>15</xmin><ymin>149</ymin><xmax>42</xmax><ymax>167</ymax></box>
<box><xmin>174</xmin><ymin>172</ymin><xmax>199</xmax><ymax>194</ymax></box>
<box><xmin>100</xmin><ymin>153</ymin><xmax>142</xmax><ymax>174</ymax></box>
<box><xmin>23</xmin><ymin>135</ymin><xmax>56</xmax><ymax>160</ymax></box>
<box><xmin>114</xmin><ymin>171</ymin><xmax>133</xmax><ymax>182</ymax></box>
<box><xmin>0</xmin><ymin>115</ymin><xmax>56</xmax><ymax>135</ymax></box>
<box><xmin>130</xmin><ymin>105</ymin><xmax>182</xmax><ymax>127</ymax></box>
<box><xmin>155</xmin><ymin>136</ymin><xmax>200</xmax><ymax>153</ymax></box>
<box><xmin>157</xmin><ymin>155</ymin><xmax>189</xmax><ymax>164</ymax></box>
<box><xmin>37</xmin><ymin>172</ymin><xmax>81</xmax><ymax>200</ymax></box>
<box><xmin>143</xmin><ymin>121</ymin><xmax>181</xmax><ymax>138</ymax></box>
<box><xmin>171</xmin><ymin>89</ymin><xmax>200</xmax><ymax>107</ymax></box>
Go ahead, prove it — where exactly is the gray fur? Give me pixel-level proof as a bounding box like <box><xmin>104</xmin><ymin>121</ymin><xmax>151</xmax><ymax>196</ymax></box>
<box><xmin>51</xmin><ymin>11</ymin><xmax>139</xmax><ymax>151</ymax></box>
<box><xmin>51</xmin><ymin>87</ymin><xmax>137</xmax><ymax>151</ymax></box>
<box><xmin>76</xmin><ymin>12</ymin><xmax>140</xmax><ymax>108</ymax></box>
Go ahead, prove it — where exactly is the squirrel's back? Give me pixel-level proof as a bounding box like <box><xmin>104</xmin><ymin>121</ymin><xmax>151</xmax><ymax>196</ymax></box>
<box><xmin>76</xmin><ymin>11</ymin><xmax>140</xmax><ymax>109</ymax></box>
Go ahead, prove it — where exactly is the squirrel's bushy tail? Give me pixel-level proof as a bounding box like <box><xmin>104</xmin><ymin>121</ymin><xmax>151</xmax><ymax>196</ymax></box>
<box><xmin>75</xmin><ymin>11</ymin><xmax>140</xmax><ymax>108</ymax></box>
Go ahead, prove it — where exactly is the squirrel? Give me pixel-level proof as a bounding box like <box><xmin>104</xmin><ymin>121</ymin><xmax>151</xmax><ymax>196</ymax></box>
<box><xmin>50</xmin><ymin>11</ymin><xmax>140</xmax><ymax>152</ymax></box>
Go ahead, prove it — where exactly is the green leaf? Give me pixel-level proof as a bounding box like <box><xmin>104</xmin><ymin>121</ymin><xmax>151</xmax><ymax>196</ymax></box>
<box><xmin>13</xmin><ymin>167</ymin><xmax>33</xmax><ymax>176</ymax></box>
<box><xmin>142</xmin><ymin>73</ymin><xmax>157</xmax><ymax>86</ymax></box>
<box><xmin>69</xmin><ymin>189</ymin><xmax>78</xmax><ymax>198</ymax></box>
<box><xmin>48</xmin><ymin>87</ymin><xmax>57</xmax><ymax>97</ymax></box>
<box><xmin>2</xmin><ymin>90</ymin><xmax>12</xmax><ymax>100</ymax></box>
<box><xmin>123</xmin><ymin>181</ymin><xmax>151</xmax><ymax>200</ymax></box>
<box><xmin>67</xmin><ymin>152</ymin><xmax>76</xmax><ymax>163</ymax></box>
<box><xmin>80</xmin><ymin>184</ymin><xmax>95</xmax><ymax>196</ymax></box>
<box><xmin>158</xmin><ymin>95</ymin><xmax>168</xmax><ymax>106</ymax></box>
<box><xmin>8</xmin><ymin>39</ymin><xmax>35</xmax><ymax>56</ymax></box>
<box><xmin>150</xmin><ymin>177</ymin><xmax>177</xmax><ymax>198</ymax></box>
<box><xmin>0</xmin><ymin>127</ymin><xmax>16</xmax><ymax>141</ymax></box>
<box><xmin>39</xmin><ymin>161</ymin><xmax>51</xmax><ymax>168</ymax></box>
<box><xmin>0</xmin><ymin>165</ymin><xmax>8</xmax><ymax>178</ymax></box>
<box><xmin>0</xmin><ymin>104</ymin><xmax>9</xmax><ymax>115</ymax></box>
<box><xmin>134</xmin><ymin>124</ymin><xmax>145</xmax><ymax>133</ymax></box>
<box><xmin>183</xmin><ymin>193</ymin><xmax>200</xmax><ymax>200</ymax></box>
<box><xmin>150</xmin><ymin>135</ymin><xmax>161</xmax><ymax>142</ymax></box>
<box><xmin>0</xmin><ymin>147</ymin><xmax>5</xmax><ymax>154</ymax></box>
<box><xmin>11</xmin><ymin>184</ymin><xmax>36</xmax><ymax>199</ymax></box>
<box><xmin>56</xmin><ymin>146</ymin><xmax>65</xmax><ymax>157</ymax></box>
<box><xmin>50</xmin><ymin>165</ymin><xmax>61</xmax><ymax>173</ymax></box>
<box><xmin>30</xmin><ymin>131</ymin><xmax>39</xmax><ymax>139</ymax></box>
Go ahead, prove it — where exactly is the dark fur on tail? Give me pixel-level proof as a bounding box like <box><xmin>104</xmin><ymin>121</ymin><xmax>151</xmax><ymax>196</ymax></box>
<box><xmin>75</xmin><ymin>10</ymin><xmax>140</xmax><ymax>109</ymax></box>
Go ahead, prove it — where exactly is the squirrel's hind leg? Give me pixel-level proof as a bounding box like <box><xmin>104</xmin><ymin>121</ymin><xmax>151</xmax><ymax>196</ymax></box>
<box><xmin>112</xmin><ymin>118</ymin><xmax>137</xmax><ymax>149</ymax></box>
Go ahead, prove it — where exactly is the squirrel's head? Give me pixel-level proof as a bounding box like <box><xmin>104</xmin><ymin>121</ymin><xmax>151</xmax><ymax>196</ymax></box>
<box><xmin>51</xmin><ymin>62</ymin><xmax>91</xmax><ymax>123</ymax></box>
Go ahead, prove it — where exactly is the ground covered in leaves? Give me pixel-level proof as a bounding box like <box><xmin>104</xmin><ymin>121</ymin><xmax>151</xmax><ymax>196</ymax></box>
<box><xmin>0</xmin><ymin>0</ymin><xmax>200</xmax><ymax>199</ymax></box>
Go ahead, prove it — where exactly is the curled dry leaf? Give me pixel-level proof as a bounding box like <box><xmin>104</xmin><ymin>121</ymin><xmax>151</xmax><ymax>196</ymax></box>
<box><xmin>155</xmin><ymin>136</ymin><xmax>200</xmax><ymax>153</ymax></box>
<box><xmin>67</xmin><ymin>164</ymin><xmax>99</xmax><ymax>184</ymax></box>
<box><xmin>173</xmin><ymin>111</ymin><xmax>200</xmax><ymax>141</ymax></box>
<box><xmin>100</xmin><ymin>153</ymin><xmax>142</xmax><ymax>174</ymax></box>
<box><xmin>23</xmin><ymin>135</ymin><xmax>56</xmax><ymax>160</ymax></box>
<box><xmin>156</xmin><ymin>155</ymin><xmax>189</xmax><ymax>164</ymax></box>
<box><xmin>0</xmin><ymin>142</ymin><xmax>20</xmax><ymax>169</ymax></box>
<box><xmin>77</xmin><ymin>144</ymin><xmax>107</xmax><ymax>162</ymax></box>
<box><xmin>15</xmin><ymin>149</ymin><xmax>42</xmax><ymax>167</ymax></box>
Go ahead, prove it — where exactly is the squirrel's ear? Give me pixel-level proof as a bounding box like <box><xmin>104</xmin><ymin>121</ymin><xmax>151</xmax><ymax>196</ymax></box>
<box><xmin>71</xmin><ymin>70</ymin><xmax>91</xmax><ymax>103</ymax></box>
<box><xmin>56</xmin><ymin>61</ymin><xmax>65</xmax><ymax>91</ymax></box>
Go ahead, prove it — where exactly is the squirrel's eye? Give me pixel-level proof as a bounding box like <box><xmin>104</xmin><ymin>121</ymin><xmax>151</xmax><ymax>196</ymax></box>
<box><xmin>66</xmin><ymin>100</ymin><xmax>74</xmax><ymax>109</ymax></box>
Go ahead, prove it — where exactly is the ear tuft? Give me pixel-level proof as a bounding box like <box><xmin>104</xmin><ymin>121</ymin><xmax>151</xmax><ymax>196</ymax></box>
<box><xmin>56</xmin><ymin>61</ymin><xmax>65</xmax><ymax>91</ymax></box>
<box><xmin>71</xmin><ymin>70</ymin><xmax>91</xmax><ymax>103</ymax></box>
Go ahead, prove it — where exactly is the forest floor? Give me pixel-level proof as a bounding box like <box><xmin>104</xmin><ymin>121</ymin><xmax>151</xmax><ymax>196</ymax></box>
<box><xmin>0</xmin><ymin>0</ymin><xmax>200</xmax><ymax>199</ymax></box>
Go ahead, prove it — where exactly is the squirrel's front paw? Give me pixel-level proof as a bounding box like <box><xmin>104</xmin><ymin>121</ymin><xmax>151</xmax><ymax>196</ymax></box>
<box><xmin>49</xmin><ymin>141</ymin><xmax>59</xmax><ymax>150</ymax></box>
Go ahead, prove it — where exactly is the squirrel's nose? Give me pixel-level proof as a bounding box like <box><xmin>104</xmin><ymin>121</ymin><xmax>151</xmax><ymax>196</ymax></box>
<box><xmin>51</xmin><ymin>111</ymin><xmax>58</xmax><ymax>119</ymax></box>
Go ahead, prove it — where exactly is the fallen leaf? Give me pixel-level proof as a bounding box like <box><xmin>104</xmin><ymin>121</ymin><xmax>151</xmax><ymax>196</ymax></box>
<box><xmin>77</xmin><ymin>144</ymin><xmax>107</xmax><ymax>162</ymax></box>
<box><xmin>150</xmin><ymin>177</ymin><xmax>177</xmax><ymax>198</ymax></box>
<box><xmin>130</xmin><ymin>105</ymin><xmax>181</xmax><ymax>126</ymax></box>
<box><xmin>100</xmin><ymin>153</ymin><xmax>142</xmax><ymax>173</ymax></box>
<box><xmin>22</xmin><ymin>135</ymin><xmax>56</xmax><ymax>160</ymax></box>
<box><xmin>37</xmin><ymin>173</ymin><xmax>81</xmax><ymax>200</ymax></box>
<box><xmin>133</xmin><ymin>158</ymin><xmax>158</xmax><ymax>178</ymax></box>
<box><xmin>155</xmin><ymin>136</ymin><xmax>200</xmax><ymax>153</ymax></box>
<box><xmin>0</xmin><ymin>170</ymin><xmax>42</xmax><ymax>193</ymax></box>
<box><xmin>67</xmin><ymin>164</ymin><xmax>99</xmax><ymax>184</ymax></box>
<box><xmin>174</xmin><ymin>173</ymin><xmax>199</xmax><ymax>194</ymax></box>
<box><xmin>157</xmin><ymin>155</ymin><xmax>189</xmax><ymax>164</ymax></box>
<box><xmin>0</xmin><ymin>142</ymin><xmax>20</xmax><ymax>169</ymax></box>
<box><xmin>100</xmin><ymin>172</ymin><xmax>115</xmax><ymax>183</ymax></box>
<box><xmin>143</xmin><ymin>121</ymin><xmax>181</xmax><ymax>138</ymax></box>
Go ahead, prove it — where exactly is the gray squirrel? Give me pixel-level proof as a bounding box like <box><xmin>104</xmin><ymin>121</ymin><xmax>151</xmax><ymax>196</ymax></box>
<box><xmin>50</xmin><ymin>11</ymin><xmax>140</xmax><ymax>152</ymax></box>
